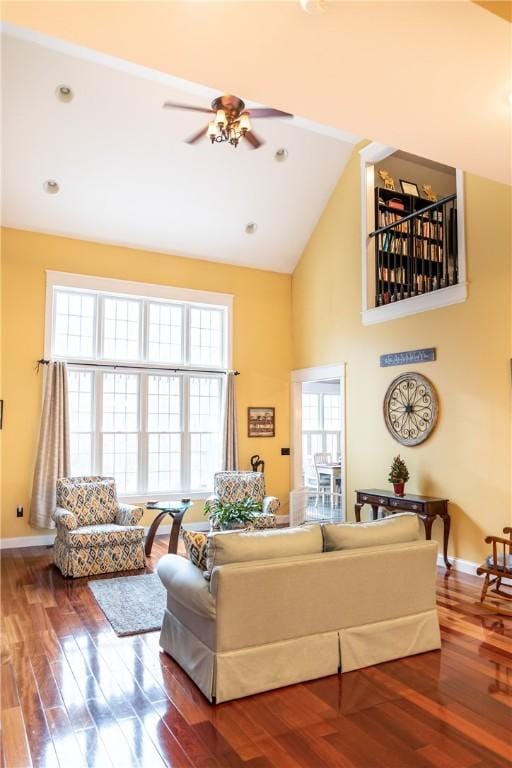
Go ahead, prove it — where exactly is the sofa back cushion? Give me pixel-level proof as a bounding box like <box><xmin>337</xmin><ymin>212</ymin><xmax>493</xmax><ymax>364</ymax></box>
<box><xmin>57</xmin><ymin>476</ymin><xmax>118</xmax><ymax>526</ymax></box>
<box><xmin>322</xmin><ymin>513</ymin><xmax>421</xmax><ymax>552</ymax></box>
<box><xmin>206</xmin><ymin>524</ymin><xmax>323</xmax><ymax>573</ymax></box>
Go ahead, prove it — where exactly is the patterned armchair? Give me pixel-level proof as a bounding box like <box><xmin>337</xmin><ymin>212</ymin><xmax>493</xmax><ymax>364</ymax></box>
<box><xmin>207</xmin><ymin>471</ymin><xmax>280</xmax><ymax>531</ymax></box>
<box><xmin>52</xmin><ymin>476</ymin><xmax>146</xmax><ymax>578</ymax></box>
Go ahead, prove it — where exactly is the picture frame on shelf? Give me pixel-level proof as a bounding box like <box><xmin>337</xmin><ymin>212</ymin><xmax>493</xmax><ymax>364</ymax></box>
<box><xmin>248</xmin><ymin>407</ymin><xmax>275</xmax><ymax>438</ymax></box>
<box><xmin>399</xmin><ymin>179</ymin><xmax>420</xmax><ymax>197</ymax></box>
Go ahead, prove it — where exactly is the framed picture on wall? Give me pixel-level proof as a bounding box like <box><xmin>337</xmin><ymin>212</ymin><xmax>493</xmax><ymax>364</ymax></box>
<box><xmin>248</xmin><ymin>407</ymin><xmax>275</xmax><ymax>438</ymax></box>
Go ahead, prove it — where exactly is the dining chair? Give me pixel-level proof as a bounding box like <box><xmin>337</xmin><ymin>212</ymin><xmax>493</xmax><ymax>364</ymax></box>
<box><xmin>313</xmin><ymin>453</ymin><xmax>332</xmax><ymax>494</ymax></box>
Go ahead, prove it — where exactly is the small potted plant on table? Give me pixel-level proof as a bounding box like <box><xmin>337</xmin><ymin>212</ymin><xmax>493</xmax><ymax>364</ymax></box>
<box><xmin>388</xmin><ymin>455</ymin><xmax>409</xmax><ymax>497</ymax></box>
<box><xmin>204</xmin><ymin>496</ymin><xmax>263</xmax><ymax>531</ymax></box>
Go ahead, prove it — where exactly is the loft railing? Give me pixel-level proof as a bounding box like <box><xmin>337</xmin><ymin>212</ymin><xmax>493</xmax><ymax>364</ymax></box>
<box><xmin>369</xmin><ymin>192</ymin><xmax>458</xmax><ymax>307</ymax></box>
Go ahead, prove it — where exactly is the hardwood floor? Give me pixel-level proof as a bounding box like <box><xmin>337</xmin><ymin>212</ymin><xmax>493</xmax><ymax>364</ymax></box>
<box><xmin>1</xmin><ymin>538</ymin><xmax>511</xmax><ymax>768</ymax></box>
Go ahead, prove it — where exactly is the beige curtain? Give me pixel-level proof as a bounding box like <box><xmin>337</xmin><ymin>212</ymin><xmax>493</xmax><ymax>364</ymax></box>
<box><xmin>29</xmin><ymin>362</ymin><xmax>71</xmax><ymax>529</ymax></box>
<box><xmin>222</xmin><ymin>372</ymin><xmax>239</xmax><ymax>471</ymax></box>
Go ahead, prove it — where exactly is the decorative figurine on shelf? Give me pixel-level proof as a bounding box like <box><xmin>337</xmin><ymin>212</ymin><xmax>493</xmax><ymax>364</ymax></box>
<box><xmin>422</xmin><ymin>184</ymin><xmax>437</xmax><ymax>202</ymax></box>
<box><xmin>388</xmin><ymin>454</ymin><xmax>410</xmax><ymax>497</ymax></box>
<box><xmin>250</xmin><ymin>454</ymin><xmax>265</xmax><ymax>473</ymax></box>
<box><xmin>378</xmin><ymin>169</ymin><xmax>396</xmax><ymax>191</ymax></box>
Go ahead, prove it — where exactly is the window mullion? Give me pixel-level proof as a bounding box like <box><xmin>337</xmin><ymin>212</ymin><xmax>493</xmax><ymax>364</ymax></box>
<box><xmin>94</xmin><ymin>369</ymin><xmax>103</xmax><ymax>476</ymax></box>
<box><xmin>182</xmin><ymin>375</ymin><xmax>190</xmax><ymax>491</ymax></box>
<box><xmin>183</xmin><ymin>305</ymin><xmax>190</xmax><ymax>366</ymax></box>
<box><xmin>139</xmin><ymin>372</ymin><xmax>148</xmax><ymax>495</ymax></box>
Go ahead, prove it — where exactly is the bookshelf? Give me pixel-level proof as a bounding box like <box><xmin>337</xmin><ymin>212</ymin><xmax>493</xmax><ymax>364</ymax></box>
<box><xmin>374</xmin><ymin>187</ymin><xmax>458</xmax><ymax>308</ymax></box>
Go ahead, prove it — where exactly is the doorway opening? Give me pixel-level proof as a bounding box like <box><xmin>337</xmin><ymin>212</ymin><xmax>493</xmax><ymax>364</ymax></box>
<box><xmin>290</xmin><ymin>364</ymin><xmax>345</xmax><ymax>526</ymax></box>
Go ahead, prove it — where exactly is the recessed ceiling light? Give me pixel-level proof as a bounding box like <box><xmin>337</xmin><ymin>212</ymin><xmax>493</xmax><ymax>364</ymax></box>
<box><xmin>56</xmin><ymin>85</ymin><xmax>74</xmax><ymax>103</ymax></box>
<box><xmin>275</xmin><ymin>148</ymin><xmax>288</xmax><ymax>162</ymax></box>
<box><xmin>245</xmin><ymin>222</ymin><xmax>258</xmax><ymax>234</ymax></box>
<box><xmin>43</xmin><ymin>180</ymin><xmax>60</xmax><ymax>195</ymax></box>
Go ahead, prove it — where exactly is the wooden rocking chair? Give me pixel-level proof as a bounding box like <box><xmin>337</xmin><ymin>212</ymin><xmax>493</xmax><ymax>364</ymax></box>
<box><xmin>476</xmin><ymin>527</ymin><xmax>512</xmax><ymax>615</ymax></box>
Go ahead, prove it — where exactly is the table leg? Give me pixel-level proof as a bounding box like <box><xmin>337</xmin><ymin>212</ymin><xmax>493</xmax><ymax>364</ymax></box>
<box><xmin>168</xmin><ymin>509</ymin><xmax>187</xmax><ymax>555</ymax></box>
<box><xmin>422</xmin><ymin>514</ymin><xmax>434</xmax><ymax>541</ymax></box>
<box><xmin>355</xmin><ymin>503</ymin><xmax>363</xmax><ymax>523</ymax></box>
<box><xmin>145</xmin><ymin>511</ymin><xmax>169</xmax><ymax>557</ymax></box>
<box><xmin>371</xmin><ymin>504</ymin><xmax>379</xmax><ymax>521</ymax></box>
<box><xmin>441</xmin><ymin>512</ymin><xmax>452</xmax><ymax>569</ymax></box>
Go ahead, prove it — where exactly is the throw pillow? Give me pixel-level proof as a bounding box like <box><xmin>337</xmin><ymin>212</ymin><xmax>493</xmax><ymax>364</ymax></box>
<box><xmin>182</xmin><ymin>529</ymin><xmax>208</xmax><ymax>571</ymax></box>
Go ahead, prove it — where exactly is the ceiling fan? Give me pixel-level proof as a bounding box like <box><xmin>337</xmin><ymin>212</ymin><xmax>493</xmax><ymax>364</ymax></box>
<box><xmin>163</xmin><ymin>94</ymin><xmax>293</xmax><ymax>149</ymax></box>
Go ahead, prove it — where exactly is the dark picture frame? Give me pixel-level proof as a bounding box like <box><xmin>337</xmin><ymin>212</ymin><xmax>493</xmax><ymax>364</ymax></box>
<box><xmin>399</xmin><ymin>179</ymin><xmax>420</xmax><ymax>197</ymax></box>
<box><xmin>248</xmin><ymin>407</ymin><xmax>275</xmax><ymax>438</ymax></box>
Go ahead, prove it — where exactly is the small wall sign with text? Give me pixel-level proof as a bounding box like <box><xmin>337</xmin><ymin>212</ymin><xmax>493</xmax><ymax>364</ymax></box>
<box><xmin>380</xmin><ymin>348</ymin><xmax>436</xmax><ymax>368</ymax></box>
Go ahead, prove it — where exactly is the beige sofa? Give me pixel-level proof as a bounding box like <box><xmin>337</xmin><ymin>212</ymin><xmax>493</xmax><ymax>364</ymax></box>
<box><xmin>157</xmin><ymin>514</ymin><xmax>441</xmax><ymax>703</ymax></box>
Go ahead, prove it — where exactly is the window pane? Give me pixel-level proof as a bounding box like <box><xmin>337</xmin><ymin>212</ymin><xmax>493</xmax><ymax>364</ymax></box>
<box><xmin>325</xmin><ymin>432</ymin><xmax>339</xmax><ymax>459</ymax></box>
<box><xmin>189</xmin><ymin>308</ymin><xmax>224</xmax><ymax>366</ymax></box>
<box><xmin>68</xmin><ymin>370</ymin><xmax>94</xmax><ymax>475</ymax></box>
<box><xmin>147</xmin><ymin>375</ymin><xmax>181</xmax><ymax>431</ymax></box>
<box><xmin>53</xmin><ymin>290</ymin><xmax>95</xmax><ymax>358</ymax></box>
<box><xmin>102</xmin><ymin>373</ymin><xmax>139</xmax><ymax>432</ymax></box>
<box><xmin>148</xmin><ymin>302</ymin><xmax>183</xmax><ymax>364</ymax></box>
<box><xmin>102</xmin><ymin>433</ymin><xmax>138</xmax><ymax>493</ymax></box>
<box><xmin>147</xmin><ymin>433</ymin><xmax>181</xmax><ymax>491</ymax></box>
<box><xmin>189</xmin><ymin>377</ymin><xmax>221</xmax><ymax>431</ymax></box>
<box><xmin>103</xmin><ymin>298</ymin><xmax>140</xmax><ymax>360</ymax></box>
<box><xmin>323</xmin><ymin>394</ymin><xmax>341</xmax><ymax>431</ymax></box>
<box><xmin>302</xmin><ymin>394</ymin><xmax>320</xmax><ymax>431</ymax></box>
<box><xmin>190</xmin><ymin>432</ymin><xmax>221</xmax><ymax>491</ymax></box>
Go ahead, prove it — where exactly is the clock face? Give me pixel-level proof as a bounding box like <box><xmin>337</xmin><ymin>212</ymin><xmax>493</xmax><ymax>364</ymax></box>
<box><xmin>383</xmin><ymin>372</ymin><xmax>438</xmax><ymax>446</ymax></box>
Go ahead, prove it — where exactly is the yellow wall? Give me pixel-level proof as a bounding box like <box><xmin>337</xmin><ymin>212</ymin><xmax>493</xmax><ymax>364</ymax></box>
<box><xmin>292</xmin><ymin>148</ymin><xmax>512</xmax><ymax>564</ymax></box>
<box><xmin>0</xmin><ymin>228</ymin><xmax>292</xmax><ymax>538</ymax></box>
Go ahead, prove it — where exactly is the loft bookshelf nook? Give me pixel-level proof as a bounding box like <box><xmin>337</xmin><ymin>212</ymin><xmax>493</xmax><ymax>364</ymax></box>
<box><xmin>359</xmin><ymin>144</ymin><xmax>467</xmax><ymax>325</ymax></box>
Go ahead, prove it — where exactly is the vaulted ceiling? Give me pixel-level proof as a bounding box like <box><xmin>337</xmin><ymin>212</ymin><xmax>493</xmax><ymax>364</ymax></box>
<box><xmin>1</xmin><ymin>28</ymin><xmax>358</xmax><ymax>273</ymax></box>
<box><xmin>2</xmin><ymin>1</ymin><xmax>510</xmax><ymax>186</ymax></box>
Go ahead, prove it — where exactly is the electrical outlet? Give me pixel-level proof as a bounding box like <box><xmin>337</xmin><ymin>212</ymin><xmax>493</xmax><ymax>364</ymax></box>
<box><xmin>16</xmin><ymin>506</ymin><xmax>23</xmax><ymax>518</ymax></box>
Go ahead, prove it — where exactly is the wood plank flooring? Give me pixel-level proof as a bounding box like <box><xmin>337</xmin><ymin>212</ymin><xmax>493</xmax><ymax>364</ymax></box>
<box><xmin>1</xmin><ymin>538</ymin><xmax>511</xmax><ymax>768</ymax></box>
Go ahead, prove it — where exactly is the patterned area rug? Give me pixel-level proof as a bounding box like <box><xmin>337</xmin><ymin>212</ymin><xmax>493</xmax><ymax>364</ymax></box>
<box><xmin>88</xmin><ymin>572</ymin><xmax>166</xmax><ymax>636</ymax></box>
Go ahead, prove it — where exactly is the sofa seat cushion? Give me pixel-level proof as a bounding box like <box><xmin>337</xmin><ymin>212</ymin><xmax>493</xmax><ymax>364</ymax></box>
<box><xmin>207</xmin><ymin>523</ymin><xmax>323</xmax><ymax>573</ymax></box>
<box><xmin>60</xmin><ymin>523</ymin><xmax>145</xmax><ymax>549</ymax></box>
<box><xmin>322</xmin><ymin>513</ymin><xmax>421</xmax><ymax>552</ymax></box>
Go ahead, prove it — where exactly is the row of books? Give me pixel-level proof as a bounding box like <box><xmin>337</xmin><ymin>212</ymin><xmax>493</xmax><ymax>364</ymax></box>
<box><xmin>377</xmin><ymin>210</ymin><xmax>409</xmax><ymax>232</ymax></box>
<box><xmin>379</xmin><ymin>232</ymin><xmax>409</xmax><ymax>255</ymax></box>
<box><xmin>413</xmin><ymin>220</ymin><xmax>443</xmax><ymax>239</ymax></box>
<box><xmin>414</xmin><ymin>240</ymin><xmax>443</xmax><ymax>262</ymax></box>
<box><xmin>378</xmin><ymin>266</ymin><xmax>406</xmax><ymax>283</ymax></box>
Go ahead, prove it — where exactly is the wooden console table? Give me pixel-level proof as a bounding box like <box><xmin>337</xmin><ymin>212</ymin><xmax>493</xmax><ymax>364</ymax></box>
<box><xmin>355</xmin><ymin>489</ymin><xmax>451</xmax><ymax>569</ymax></box>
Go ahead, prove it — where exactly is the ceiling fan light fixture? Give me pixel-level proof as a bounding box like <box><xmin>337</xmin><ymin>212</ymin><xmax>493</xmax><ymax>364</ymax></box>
<box><xmin>239</xmin><ymin>113</ymin><xmax>251</xmax><ymax>134</ymax></box>
<box><xmin>215</xmin><ymin>109</ymin><xmax>227</xmax><ymax>127</ymax></box>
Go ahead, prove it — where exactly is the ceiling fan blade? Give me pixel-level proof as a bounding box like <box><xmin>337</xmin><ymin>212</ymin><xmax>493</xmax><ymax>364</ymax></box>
<box><xmin>244</xmin><ymin>130</ymin><xmax>265</xmax><ymax>149</ymax></box>
<box><xmin>248</xmin><ymin>108</ymin><xmax>294</xmax><ymax>119</ymax></box>
<box><xmin>163</xmin><ymin>101</ymin><xmax>213</xmax><ymax>115</ymax></box>
<box><xmin>185</xmin><ymin>125</ymin><xmax>209</xmax><ymax>144</ymax></box>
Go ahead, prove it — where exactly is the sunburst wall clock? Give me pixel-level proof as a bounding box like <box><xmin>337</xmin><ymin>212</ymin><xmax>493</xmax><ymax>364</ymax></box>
<box><xmin>383</xmin><ymin>372</ymin><xmax>438</xmax><ymax>446</ymax></box>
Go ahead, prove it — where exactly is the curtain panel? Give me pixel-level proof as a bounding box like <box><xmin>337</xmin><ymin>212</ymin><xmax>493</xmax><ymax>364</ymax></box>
<box><xmin>222</xmin><ymin>372</ymin><xmax>239</xmax><ymax>471</ymax></box>
<box><xmin>29</xmin><ymin>361</ymin><xmax>71</xmax><ymax>529</ymax></box>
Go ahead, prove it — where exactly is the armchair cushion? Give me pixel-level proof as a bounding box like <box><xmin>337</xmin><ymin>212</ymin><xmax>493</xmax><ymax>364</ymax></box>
<box><xmin>57</xmin><ymin>476</ymin><xmax>117</xmax><ymax>526</ymax></box>
<box><xmin>52</xmin><ymin>506</ymin><xmax>78</xmax><ymax>531</ymax></box>
<box><xmin>115</xmin><ymin>503</ymin><xmax>143</xmax><ymax>526</ymax></box>
<box><xmin>60</xmin><ymin>523</ymin><xmax>145</xmax><ymax>549</ymax></box>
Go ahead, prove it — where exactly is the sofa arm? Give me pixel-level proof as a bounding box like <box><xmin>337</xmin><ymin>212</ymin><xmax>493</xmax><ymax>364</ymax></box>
<box><xmin>52</xmin><ymin>506</ymin><xmax>78</xmax><ymax>531</ymax></box>
<box><xmin>115</xmin><ymin>503</ymin><xmax>143</xmax><ymax>526</ymax></box>
<box><xmin>262</xmin><ymin>496</ymin><xmax>280</xmax><ymax>516</ymax></box>
<box><xmin>157</xmin><ymin>554</ymin><xmax>216</xmax><ymax>619</ymax></box>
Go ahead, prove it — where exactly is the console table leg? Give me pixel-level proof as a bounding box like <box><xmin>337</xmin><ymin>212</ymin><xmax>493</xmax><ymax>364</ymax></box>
<box><xmin>355</xmin><ymin>503</ymin><xmax>363</xmax><ymax>523</ymax></box>
<box><xmin>168</xmin><ymin>510</ymin><xmax>186</xmax><ymax>554</ymax></box>
<box><xmin>422</xmin><ymin>515</ymin><xmax>434</xmax><ymax>541</ymax></box>
<box><xmin>442</xmin><ymin>513</ymin><xmax>452</xmax><ymax>569</ymax></box>
<box><xmin>371</xmin><ymin>504</ymin><xmax>379</xmax><ymax>521</ymax></box>
<box><xmin>145</xmin><ymin>511</ymin><xmax>169</xmax><ymax>557</ymax></box>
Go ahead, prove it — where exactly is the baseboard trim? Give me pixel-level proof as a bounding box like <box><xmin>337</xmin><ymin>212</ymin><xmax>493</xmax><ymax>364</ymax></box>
<box><xmin>438</xmin><ymin>554</ymin><xmax>478</xmax><ymax>575</ymax></box>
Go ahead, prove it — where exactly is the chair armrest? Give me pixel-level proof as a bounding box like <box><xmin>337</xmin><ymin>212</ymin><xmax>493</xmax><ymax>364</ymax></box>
<box><xmin>52</xmin><ymin>506</ymin><xmax>78</xmax><ymax>531</ymax></box>
<box><xmin>262</xmin><ymin>496</ymin><xmax>280</xmax><ymax>516</ymax></box>
<box><xmin>115</xmin><ymin>503</ymin><xmax>143</xmax><ymax>526</ymax></box>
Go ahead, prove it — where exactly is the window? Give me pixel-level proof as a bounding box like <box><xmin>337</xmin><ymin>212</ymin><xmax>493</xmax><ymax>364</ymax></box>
<box><xmin>49</xmin><ymin>276</ymin><xmax>230</xmax><ymax>496</ymax></box>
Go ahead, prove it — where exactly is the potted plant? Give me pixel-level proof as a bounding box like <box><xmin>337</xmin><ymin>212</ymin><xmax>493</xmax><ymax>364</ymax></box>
<box><xmin>388</xmin><ymin>455</ymin><xmax>409</xmax><ymax>497</ymax></box>
<box><xmin>204</xmin><ymin>496</ymin><xmax>263</xmax><ymax>531</ymax></box>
